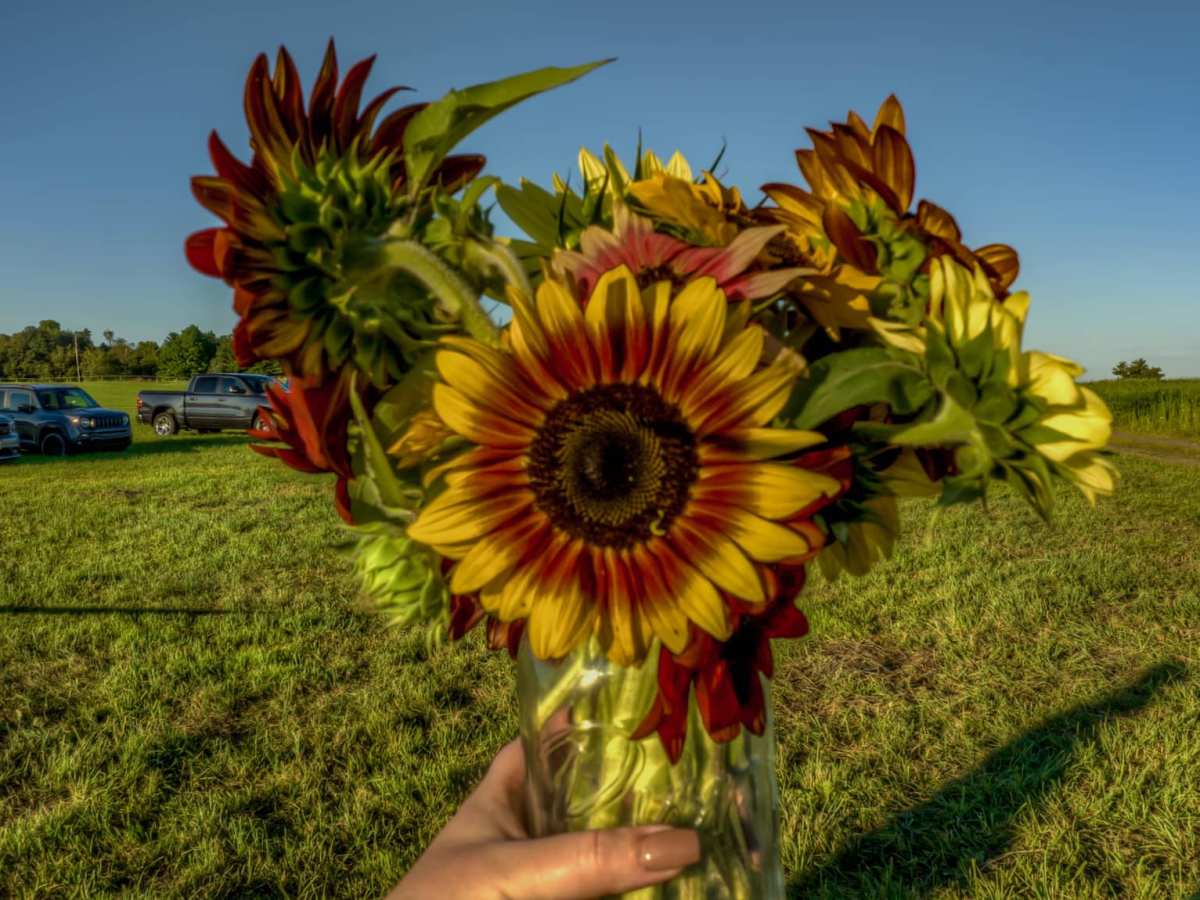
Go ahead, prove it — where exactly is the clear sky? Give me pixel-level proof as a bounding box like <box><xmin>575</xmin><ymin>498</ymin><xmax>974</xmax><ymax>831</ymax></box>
<box><xmin>1</xmin><ymin>0</ymin><xmax>1197</xmax><ymax>377</ymax></box>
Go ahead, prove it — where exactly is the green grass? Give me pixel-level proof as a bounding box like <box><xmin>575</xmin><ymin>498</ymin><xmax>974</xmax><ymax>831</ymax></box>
<box><xmin>1088</xmin><ymin>378</ymin><xmax>1200</xmax><ymax>438</ymax></box>
<box><xmin>2</xmin><ymin>384</ymin><xmax>1199</xmax><ymax>898</ymax></box>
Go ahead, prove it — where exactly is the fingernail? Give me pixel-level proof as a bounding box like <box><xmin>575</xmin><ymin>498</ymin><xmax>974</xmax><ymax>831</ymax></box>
<box><xmin>637</xmin><ymin>828</ymin><xmax>701</xmax><ymax>871</ymax></box>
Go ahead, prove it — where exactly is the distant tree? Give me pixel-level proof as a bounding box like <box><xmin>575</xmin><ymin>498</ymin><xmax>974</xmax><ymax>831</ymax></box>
<box><xmin>158</xmin><ymin>326</ymin><xmax>218</xmax><ymax>378</ymax></box>
<box><xmin>1112</xmin><ymin>358</ymin><xmax>1164</xmax><ymax>380</ymax></box>
<box><xmin>130</xmin><ymin>341</ymin><xmax>160</xmax><ymax>376</ymax></box>
<box><xmin>49</xmin><ymin>345</ymin><xmax>78</xmax><ymax>380</ymax></box>
<box><xmin>81</xmin><ymin>347</ymin><xmax>122</xmax><ymax>377</ymax></box>
<box><xmin>205</xmin><ymin>334</ymin><xmax>283</xmax><ymax>376</ymax></box>
<box><xmin>208</xmin><ymin>335</ymin><xmax>239</xmax><ymax>373</ymax></box>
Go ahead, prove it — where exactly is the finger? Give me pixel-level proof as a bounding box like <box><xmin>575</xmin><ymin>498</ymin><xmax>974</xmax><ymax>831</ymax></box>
<box><xmin>491</xmin><ymin>825</ymin><xmax>701</xmax><ymax>900</ymax></box>
<box><xmin>436</xmin><ymin>740</ymin><xmax>528</xmax><ymax>846</ymax></box>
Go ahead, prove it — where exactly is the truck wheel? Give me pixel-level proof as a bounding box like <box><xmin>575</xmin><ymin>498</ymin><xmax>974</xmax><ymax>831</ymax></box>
<box><xmin>40</xmin><ymin>432</ymin><xmax>67</xmax><ymax>456</ymax></box>
<box><xmin>153</xmin><ymin>413</ymin><xmax>178</xmax><ymax>437</ymax></box>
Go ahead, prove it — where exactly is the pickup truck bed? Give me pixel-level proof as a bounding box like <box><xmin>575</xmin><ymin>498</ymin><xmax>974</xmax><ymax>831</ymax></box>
<box><xmin>137</xmin><ymin>373</ymin><xmax>277</xmax><ymax>436</ymax></box>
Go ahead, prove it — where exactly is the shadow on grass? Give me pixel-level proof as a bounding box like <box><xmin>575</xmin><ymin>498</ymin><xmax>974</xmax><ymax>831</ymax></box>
<box><xmin>10</xmin><ymin>433</ymin><xmax>253</xmax><ymax>465</ymax></box>
<box><xmin>0</xmin><ymin>605</ymin><xmax>258</xmax><ymax>616</ymax></box>
<box><xmin>789</xmin><ymin>660</ymin><xmax>1188</xmax><ymax>898</ymax></box>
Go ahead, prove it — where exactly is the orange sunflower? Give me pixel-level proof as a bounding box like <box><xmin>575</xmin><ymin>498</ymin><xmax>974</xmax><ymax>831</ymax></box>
<box><xmin>407</xmin><ymin>265</ymin><xmax>846</xmax><ymax>665</ymax></box>
<box><xmin>760</xmin><ymin>95</ymin><xmax>1020</xmax><ymax>314</ymax></box>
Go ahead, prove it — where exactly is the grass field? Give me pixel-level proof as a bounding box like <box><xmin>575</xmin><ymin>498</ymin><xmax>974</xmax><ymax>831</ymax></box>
<box><xmin>1088</xmin><ymin>379</ymin><xmax>1200</xmax><ymax>438</ymax></box>
<box><xmin>2</xmin><ymin>382</ymin><xmax>1199</xmax><ymax>898</ymax></box>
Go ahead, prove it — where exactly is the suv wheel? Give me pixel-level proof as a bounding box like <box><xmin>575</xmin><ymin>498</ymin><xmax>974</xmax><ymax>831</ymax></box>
<box><xmin>40</xmin><ymin>432</ymin><xmax>67</xmax><ymax>456</ymax></box>
<box><xmin>153</xmin><ymin>413</ymin><xmax>178</xmax><ymax>437</ymax></box>
<box><xmin>251</xmin><ymin>412</ymin><xmax>270</xmax><ymax>433</ymax></box>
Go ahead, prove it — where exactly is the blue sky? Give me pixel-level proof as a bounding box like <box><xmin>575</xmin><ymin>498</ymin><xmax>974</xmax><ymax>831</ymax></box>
<box><xmin>1</xmin><ymin>0</ymin><xmax>1197</xmax><ymax>377</ymax></box>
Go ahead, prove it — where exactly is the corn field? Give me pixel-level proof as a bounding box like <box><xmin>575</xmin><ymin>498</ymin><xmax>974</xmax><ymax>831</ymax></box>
<box><xmin>1088</xmin><ymin>378</ymin><xmax>1200</xmax><ymax>437</ymax></box>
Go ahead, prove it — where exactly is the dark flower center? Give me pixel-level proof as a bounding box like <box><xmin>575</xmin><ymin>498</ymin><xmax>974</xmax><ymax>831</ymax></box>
<box><xmin>528</xmin><ymin>384</ymin><xmax>698</xmax><ymax>548</ymax></box>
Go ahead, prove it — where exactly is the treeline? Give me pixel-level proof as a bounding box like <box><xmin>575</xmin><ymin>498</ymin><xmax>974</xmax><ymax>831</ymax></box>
<box><xmin>0</xmin><ymin>321</ymin><xmax>281</xmax><ymax>380</ymax></box>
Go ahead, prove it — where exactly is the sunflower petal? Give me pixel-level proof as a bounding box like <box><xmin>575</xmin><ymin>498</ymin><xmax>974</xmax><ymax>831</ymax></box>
<box><xmin>696</xmin><ymin>462</ymin><xmax>842</xmax><ymax>520</ymax></box>
<box><xmin>433</xmin><ymin>383</ymin><xmax>533</xmax><ymax>448</ymax></box>
<box><xmin>669</xmin><ymin>518</ymin><xmax>763</xmax><ymax>604</ymax></box>
<box><xmin>436</xmin><ymin>346</ymin><xmax>545</xmax><ymax>427</ymax></box>
<box><xmin>724</xmin><ymin>508</ymin><xmax>814</xmax><ymax>561</ymax></box>
<box><xmin>651</xmin><ymin>542</ymin><xmax>732</xmax><ymax>640</ymax></box>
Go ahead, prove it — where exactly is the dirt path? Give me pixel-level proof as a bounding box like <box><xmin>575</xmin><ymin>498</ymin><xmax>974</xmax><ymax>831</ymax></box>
<box><xmin>1109</xmin><ymin>430</ymin><xmax>1200</xmax><ymax>468</ymax></box>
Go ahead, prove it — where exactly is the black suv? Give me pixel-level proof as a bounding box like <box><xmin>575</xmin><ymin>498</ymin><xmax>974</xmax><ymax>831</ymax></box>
<box><xmin>0</xmin><ymin>384</ymin><xmax>132</xmax><ymax>456</ymax></box>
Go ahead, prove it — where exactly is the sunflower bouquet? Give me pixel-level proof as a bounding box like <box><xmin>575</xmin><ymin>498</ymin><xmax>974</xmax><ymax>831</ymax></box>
<box><xmin>187</xmin><ymin>43</ymin><xmax>1115</xmax><ymax>898</ymax></box>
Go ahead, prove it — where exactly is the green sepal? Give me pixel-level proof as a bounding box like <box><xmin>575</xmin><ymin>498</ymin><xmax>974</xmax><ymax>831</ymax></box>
<box><xmin>937</xmin><ymin>474</ymin><xmax>986</xmax><ymax>508</ymax></box>
<box><xmin>854</xmin><ymin>390</ymin><xmax>978</xmax><ymax>447</ymax></box>
<box><xmin>1006</xmin><ymin>397</ymin><xmax>1046</xmax><ymax>432</ymax></box>
<box><xmin>602</xmin><ymin>144</ymin><xmax>630</xmax><ymax>196</ymax></box>
<box><xmin>955</xmin><ymin>316</ymin><xmax>997</xmax><ymax>381</ymax></box>
<box><xmin>1003</xmin><ymin>453</ymin><xmax>1056</xmax><ymax>521</ymax></box>
<box><xmin>369</xmin><ymin>351</ymin><xmax>439</xmax><ymax>448</ymax></box>
<box><xmin>923</xmin><ymin>325</ymin><xmax>958</xmax><ymax>388</ymax></box>
<box><xmin>975</xmin><ymin>380</ymin><xmax>1019</xmax><ymax>425</ymax></box>
<box><xmin>346</xmin><ymin>377</ymin><xmax>421</xmax><ymax>526</ymax></box>
<box><xmin>348</xmin><ymin>523</ymin><xmax>452</xmax><ymax>634</ymax></box>
<box><xmin>404</xmin><ymin>59</ymin><xmax>613</xmax><ymax>196</ymax></box>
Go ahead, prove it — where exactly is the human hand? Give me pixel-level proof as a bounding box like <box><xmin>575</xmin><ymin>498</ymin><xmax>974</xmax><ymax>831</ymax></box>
<box><xmin>387</xmin><ymin>739</ymin><xmax>701</xmax><ymax>900</ymax></box>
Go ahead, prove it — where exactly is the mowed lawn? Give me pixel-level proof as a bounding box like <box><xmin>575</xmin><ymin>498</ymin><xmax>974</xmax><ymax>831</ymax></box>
<box><xmin>2</xmin><ymin>382</ymin><xmax>1199</xmax><ymax>898</ymax></box>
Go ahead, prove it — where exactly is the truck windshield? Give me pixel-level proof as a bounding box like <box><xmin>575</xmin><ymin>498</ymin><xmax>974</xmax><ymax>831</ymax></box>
<box><xmin>36</xmin><ymin>388</ymin><xmax>99</xmax><ymax>410</ymax></box>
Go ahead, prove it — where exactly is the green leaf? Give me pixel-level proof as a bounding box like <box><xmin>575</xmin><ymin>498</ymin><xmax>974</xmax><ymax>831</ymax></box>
<box><xmin>788</xmin><ymin>347</ymin><xmax>932</xmax><ymax>429</ymax></box>
<box><xmin>495</xmin><ymin>180</ymin><xmax>566</xmax><ymax>248</ymax></box>
<box><xmin>404</xmin><ymin>59</ymin><xmax>613</xmax><ymax>195</ymax></box>
<box><xmin>456</xmin><ymin>176</ymin><xmax>500</xmax><ymax>231</ymax></box>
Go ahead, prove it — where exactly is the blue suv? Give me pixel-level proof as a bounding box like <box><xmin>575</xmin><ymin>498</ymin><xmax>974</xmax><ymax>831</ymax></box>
<box><xmin>0</xmin><ymin>384</ymin><xmax>132</xmax><ymax>456</ymax></box>
<box><xmin>0</xmin><ymin>414</ymin><xmax>18</xmax><ymax>461</ymax></box>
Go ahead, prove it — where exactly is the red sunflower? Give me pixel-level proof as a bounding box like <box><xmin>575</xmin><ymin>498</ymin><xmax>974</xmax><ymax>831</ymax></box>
<box><xmin>407</xmin><ymin>264</ymin><xmax>847</xmax><ymax>671</ymax></box>
<box><xmin>185</xmin><ymin>39</ymin><xmax>485</xmax><ymax>383</ymax></box>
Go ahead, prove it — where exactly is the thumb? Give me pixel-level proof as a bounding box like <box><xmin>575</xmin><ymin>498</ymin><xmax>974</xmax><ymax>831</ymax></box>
<box><xmin>492</xmin><ymin>825</ymin><xmax>701</xmax><ymax>900</ymax></box>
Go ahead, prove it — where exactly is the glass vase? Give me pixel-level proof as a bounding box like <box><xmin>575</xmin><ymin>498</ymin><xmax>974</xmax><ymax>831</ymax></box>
<box><xmin>516</xmin><ymin>634</ymin><xmax>784</xmax><ymax>899</ymax></box>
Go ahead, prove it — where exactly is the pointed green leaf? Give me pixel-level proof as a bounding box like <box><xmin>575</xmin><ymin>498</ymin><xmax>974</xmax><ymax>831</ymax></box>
<box><xmin>788</xmin><ymin>347</ymin><xmax>932</xmax><ymax>429</ymax></box>
<box><xmin>405</xmin><ymin>59</ymin><xmax>613</xmax><ymax>195</ymax></box>
<box><xmin>496</xmin><ymin>180</ymin><xmax>565</xmax><ymax>247</ymax></box>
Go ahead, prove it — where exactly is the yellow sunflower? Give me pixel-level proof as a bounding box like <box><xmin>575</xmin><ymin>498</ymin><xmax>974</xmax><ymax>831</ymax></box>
<box><xmin>407</xmin><ymin>266</ymin><xmax>845</xmax><ymax>664</ymax></box>
<box><xmin>627</xmin><ymin>172</ymin><xmax>749</xmax><ymax>246</ymax></box>
<box><xmin>874</xmin><ymin>256</ymin><xmax>1115</xmax><ymax>510</ymax></box>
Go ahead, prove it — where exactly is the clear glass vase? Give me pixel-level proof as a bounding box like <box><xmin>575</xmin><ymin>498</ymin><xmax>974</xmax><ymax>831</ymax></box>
<box><xmin>517</xmin><ymin>634</ymin><xmax>784</xmax><ymax>899</ymax></box>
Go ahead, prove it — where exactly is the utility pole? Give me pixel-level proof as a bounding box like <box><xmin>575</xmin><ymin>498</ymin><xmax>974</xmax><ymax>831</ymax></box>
<box><xmin>73</xmin><ymin>331</ymin><xmax>82</xmax><ymax>382</ymax></box>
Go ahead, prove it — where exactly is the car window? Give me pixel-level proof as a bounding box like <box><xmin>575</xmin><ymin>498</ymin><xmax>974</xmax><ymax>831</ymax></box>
<box><xmin>38</xmin><ymin>388</ymin><xmax>97</xmax><ymax>410</ymax></box>
<box><xmin>220</xmin><ymin>377</ymin><xmax>245</xmax><ymax>394</ymax></box>
<box><xmin>192</xmin><ymin>376</ymin><xmax>219</xmax><ymax>394</ymax></box>
<box><xmin>5</xmin><ymin>390</ymin><xmax>34</xmax><ymax>412</ymax></box>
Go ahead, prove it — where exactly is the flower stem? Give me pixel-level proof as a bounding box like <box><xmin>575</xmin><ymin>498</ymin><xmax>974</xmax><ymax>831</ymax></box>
<box><xmin>464</xmin><ymin>237</ymin><xmax>532</xmax><ymax>302</ymax></box>
<box><xmin>376</xmin><ymin>239</ymin><xmax>501</xmax><ymax>346</ymax></box>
